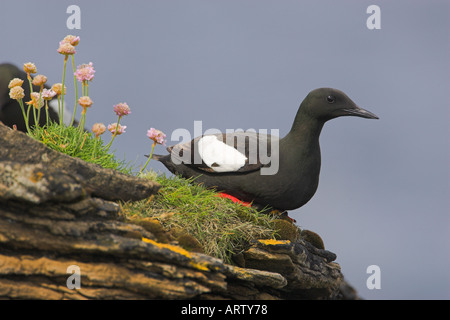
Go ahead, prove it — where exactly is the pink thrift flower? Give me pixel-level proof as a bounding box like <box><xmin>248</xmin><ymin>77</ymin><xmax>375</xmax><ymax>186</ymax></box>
<box><xmin>9</xmin><ymin>86</ymin><xmax>25</xmax><ymax>100</ymax></box>
<box><xmin>74</xmin><ymin>62</ymin><xmax>95</xmax><ymax>82</ymax></box>
<box><xmin>113</xmin><ymin>102</ymin><xmax>131</xmax><ymax>117</ymax></box>
<box><xmin>147</xmin><ymin>128</ymin><xmax>166</xmax><ymax>145</ymax></box>
<box><xmin>108</xmin><ymin>123</ymin><xmax>126</xmax><ymax>135</ymax></box>
<box><xmin>78</xmin><ymin>96</ymin><xmax>93</xmax><ymax>109</ymax></box>
<box><xmin>31</xmin><ymin>74</ymin><xmax>47</xmax><ymax>87</ymax></box>
<box><xmin>8</xmin><ymin>78</ymin><xmax>24</xmax><ymax>88</ymax></box>
<box><xmin>41</xmin><ymin>89</ymin><xmax>57</xmax><ymax>100</ymax></box>
<box><xmin>62</xmin><ymin>35</ymin><xmax>80</xmax><ymax>46</ymax></box>
<box><xmin>29</xmin><ymin>92</ymin><xmax>44</xmax><ymax>109</ymax></box>
<box><xmin>57</xmin><ymin>42</ymin><xmax>76</xmax><ymax>55</ymax></box>
<box><xmin>51</xmin><ymin>83</ymin><xmax>67</xmax><ymax>96</ymax></box>
<box><xmin>92</xmin><ymin>123</ymin><xmax>106</xmax><ymax>138</ymax></box>
<box><xmin>23</xmin><ymin>62</ymin><xmax>37</xmax><ymax>74</ymax></box>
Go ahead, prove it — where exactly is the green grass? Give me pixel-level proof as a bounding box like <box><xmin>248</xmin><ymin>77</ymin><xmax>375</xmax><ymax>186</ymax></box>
<box><xmin>29</xmin><ymin>122</ymin><xmax>133</xmax><ymax>174</ymax></box>
<box><xmin>123</xmin><ymin>173</ymin><xmax>278</xmax><ymax>263</ymax></box>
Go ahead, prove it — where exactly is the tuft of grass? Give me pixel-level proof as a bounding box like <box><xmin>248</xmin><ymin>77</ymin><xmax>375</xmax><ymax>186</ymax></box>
<box><xmin>29</xmin><ymin>122</ymin><xmax>133</xmax><ymax>174</ymax></box>
<box><xmin>122</xmin><ymin>172</ymin><xmax>278</xmax><ymax>264</ymax></box>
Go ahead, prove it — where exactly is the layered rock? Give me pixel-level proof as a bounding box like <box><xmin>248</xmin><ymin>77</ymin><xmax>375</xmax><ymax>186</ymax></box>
<box><xmin>0</xmin><ymin>122</ymin><xmax>357</xmax><ymax>299</ymax></box>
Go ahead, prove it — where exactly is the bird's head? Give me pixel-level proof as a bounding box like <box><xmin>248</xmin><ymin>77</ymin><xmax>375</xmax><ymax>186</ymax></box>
<box><xmin>301</xmin><ymin>88</ymin><xmax>379</xmax><ymax>122</ymax></box>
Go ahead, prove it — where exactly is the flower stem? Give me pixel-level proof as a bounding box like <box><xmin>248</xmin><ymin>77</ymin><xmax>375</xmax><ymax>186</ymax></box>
<box><xmin>92</xmin><ymin>137</ymin><xmax>99</xmax><ymax>159</ymax></box>
<box><xmin>79</xmin><ymin>107</ymin><xmax>87</xmax><ymax>133</ymax></box>
<box><xmin>60</xmin><ymin>55</ymin><xmax>68</xmax><ymax>125</ymax></box>
<box><xmin>105</xmin><ymin>116</ymin><xmax>122</xmax><ymax>150</ymax></box>
<box><xmin>139</xmin><ymin>142</ymin><xmax>157</xmax><ymax>175</ymax></box>
<box><xmin>45</xmin><ymin>100</ymin><xmax>49</xmax><ymax>127</ymax></box>
<box><xmin>18</xmin><ymin>99</ymin><xmax>31</xmax><ymax>134</ymax></box>
<box><xmin>32</xmin><ymin>105</ymin><xmax>38</xmax><ymax>127</ymax></box>
<box><xmin>26</xmin><ymin>73</ymin><xmax>34</xmax><ymax>100</ymax></box>
<box><xmin>26</xmin><ymin>73</ymin><xmax>37</xmax><ymax>128</ymax></box>
<box><xmin>57</xmin><ymin>95</ymin><xmax>61</xmax><ymax>124</ymax></box>
<box><xmin>36</xmin><ymin>89</ymin><xmax>43</xmax><ymax>128</ymax></box>
<box><xmin>70</xmin><ymin>55</ymin><xmax>78</xmax><ymax>127</ymax></box>
<box><xmin>26</xmin><ymin>101</ymin><xmax>32</xmax><ymax>133</ymax></box>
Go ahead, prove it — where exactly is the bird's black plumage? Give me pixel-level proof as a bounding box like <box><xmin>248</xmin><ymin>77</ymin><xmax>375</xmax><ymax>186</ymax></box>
<box><xmin>153</xmin><ymin>88</ymin><xmax>378</xmax><ymax>211</ymax></box>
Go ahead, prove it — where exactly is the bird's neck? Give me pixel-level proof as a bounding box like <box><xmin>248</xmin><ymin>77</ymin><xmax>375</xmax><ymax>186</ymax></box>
<box><xmin>278</xmin><ymin>110</ymin><xmax>323</xmax><ymax>188</ymax></box>
<box><xmin>285</xmin><ymin>110</ymin><xmax>324</xmax><ymax>145</ymax></box>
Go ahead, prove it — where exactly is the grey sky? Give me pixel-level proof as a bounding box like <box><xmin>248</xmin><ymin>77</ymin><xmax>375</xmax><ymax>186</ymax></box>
<box><xmin>1</xmin><ymin>0</ymin><xmax>449</xmax><ymax>299</ymax></box>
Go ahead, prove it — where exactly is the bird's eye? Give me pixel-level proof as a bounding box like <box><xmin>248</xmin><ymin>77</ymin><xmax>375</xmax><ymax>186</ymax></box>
<box><xmin>326</xmin><ymin>95</ymin><xmax>335</xmax><ymax>103</ymax></box>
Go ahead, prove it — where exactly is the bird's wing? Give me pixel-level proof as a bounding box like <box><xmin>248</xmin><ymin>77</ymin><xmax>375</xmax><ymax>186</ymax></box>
<box><xmin>167</xmin><ymin>132</ymin><xmax>277</xmax><ymax>174</ymax></box>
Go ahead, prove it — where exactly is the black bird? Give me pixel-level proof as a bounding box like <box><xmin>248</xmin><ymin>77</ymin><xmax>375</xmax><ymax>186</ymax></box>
<box><xmin>153</xmin><ymin>88</ymin><xmax>378</xmax><ymax>211</ymax></box>
<box><xmin>0</xmin><ymin>63</ymin><xmax>75</xmax><ymax>131</ymax></box>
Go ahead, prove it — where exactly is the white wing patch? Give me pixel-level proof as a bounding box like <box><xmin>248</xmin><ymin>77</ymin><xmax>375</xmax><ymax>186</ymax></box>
<box><xmin>197</xmin><ymin>135</ymin><xmax>247</xmax><ymax>172</ymax></box>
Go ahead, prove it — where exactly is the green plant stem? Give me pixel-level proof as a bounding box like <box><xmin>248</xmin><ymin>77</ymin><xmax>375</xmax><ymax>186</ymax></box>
<box><xmin>32</xmin><ymin>105</ymin><xmax>38</xmax><ymax>127</ymax></box>
<box><xmin>57</xmin><ymin>95</ymin><xmax>61</xmax><ymax>124</ymax></box>
<box><xmin>139</xmin><ymin>141</ymin><xmax>156</xmax><ymax>174</ymax></box>
<box><xmin>26</xmin><ymin>73</ymin><xmax>33</xmax><ymax>95</ymax></box>
<box><xmin>26</xmin><ymin>102</ymin><xmax>32</xmax><ymax>133</ymax></box>
<box><xmin>18</xmin><ymin>99</ymin><xmax>31</xmax><ymax>134</ymax></box>
<box><xmin>79</xmin><ymin>108</ymin><xmax>87</xmax><ymax>133</ymax></box>
<box><xmin>92</xmin><ymin>137</ymin><xmax>99</xmax><ymax>159</ymax></box>
<box><xmin>45</xmin><ymin>101</ymin><xmax>49</xmax><ymax>127</ymax></box>
<box><xmin>26</xmin><ymin>74</ymin><xmax>37</xmax><ymax>128</ymax></box>
<box><xmin>70</xmin><ymin>55</ymin><xmax>78</xmax><ymax>127</ymax></box>
<box><xmin>36</xmin><ymin>89</ymin><xmax>43</xmax><ymax>128</ymax></box>
<box><xmin>105</xmin><ymin>116</ymin><xmax>122</xmax><ymax>150</ymax></box>
<box><xmin>60</xmin><ymin>55</ymin><xmax>68</xmax><ymax>125</ymax></box>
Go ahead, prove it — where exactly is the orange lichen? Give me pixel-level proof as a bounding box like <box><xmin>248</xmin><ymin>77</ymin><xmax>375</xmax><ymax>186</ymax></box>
<box><xmin>30</xmin><ymin>171</ymin><xmax>44</xmax><ymax>183</ymax></box>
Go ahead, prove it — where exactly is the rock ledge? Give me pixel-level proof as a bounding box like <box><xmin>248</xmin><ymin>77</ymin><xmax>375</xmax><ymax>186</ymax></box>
<box><xmin>0</xmin><ymin>122</ymin><xmax>357</xmax><ymax>299</ymax></box>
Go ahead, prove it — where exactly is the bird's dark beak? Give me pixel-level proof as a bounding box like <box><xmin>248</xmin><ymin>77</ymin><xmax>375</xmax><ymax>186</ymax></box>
<box><xmin>342</xmin><ymin>105</ymin><xmax>379</xmax><ymax>119</ymax></box>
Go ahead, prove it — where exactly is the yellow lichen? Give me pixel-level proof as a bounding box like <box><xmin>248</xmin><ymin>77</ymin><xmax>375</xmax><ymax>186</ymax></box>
<box><xmin>142</xmin><ymin>237</ymin><xmax>210</xmax><ymax>272</ymax></box>
<box><xmin>189</xmin><ymin>261</ymin><xmax>209</xmax><ymax>272</ymax></box>
<box><xmin>258</xmin><ymin>239</ymin><xmax>291</xmax><ymax>246</ymax></box>
<box><xmin>142</xmin><ymin>237</ymin><xmax>191</xmax><ymax>258</ymax></box>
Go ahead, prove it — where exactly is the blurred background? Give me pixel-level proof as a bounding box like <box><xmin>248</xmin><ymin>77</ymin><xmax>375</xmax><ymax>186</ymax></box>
<box><xmin>1</xmin><ymin>0</ymin><xmax>448</xmax><ymax>299</ymax></box>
